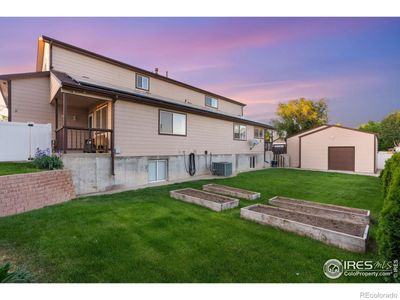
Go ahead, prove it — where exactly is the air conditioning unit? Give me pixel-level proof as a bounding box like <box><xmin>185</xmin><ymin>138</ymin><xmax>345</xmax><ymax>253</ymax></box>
<box><xmin>212</xmin><ymin>162</ymin><xmax>232</xmax><ymax>176</ymax></box>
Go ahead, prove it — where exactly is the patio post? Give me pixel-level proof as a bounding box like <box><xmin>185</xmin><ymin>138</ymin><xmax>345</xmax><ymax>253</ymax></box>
<box><xmin>62</xmin><ymin>93</ymin><xmax>67</xmax><ymax>154</ymax></box>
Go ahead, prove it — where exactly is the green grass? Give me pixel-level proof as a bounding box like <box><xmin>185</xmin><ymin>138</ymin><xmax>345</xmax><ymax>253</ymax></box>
<box><xmin>0</xmin><ymin>169</ymin><xmax>384</xmax><ymax>283</ymax></box>
<box><xmin>0</xmin><ymin>162</ymin><xmax>40</xmax><ymax>176</ymax></box>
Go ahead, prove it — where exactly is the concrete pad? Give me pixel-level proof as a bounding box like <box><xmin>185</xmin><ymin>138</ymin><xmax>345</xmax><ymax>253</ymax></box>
<box><xmin>170</xmin><ymin>188</ymin><xmax>239</xmax><ymax>212</ymax></box>
<box><xmin>203</xmin><ymin>184</ymin><xmax>260</xmax><ymax>200</ymax></box>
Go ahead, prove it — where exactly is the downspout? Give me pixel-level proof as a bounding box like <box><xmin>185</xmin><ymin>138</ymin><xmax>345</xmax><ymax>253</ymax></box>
<box><xmin>7</xmin><ymin>80</ymin><xmax>11</xmax><ymax>122</ymax></box>
<box><xmin>111</xmin><ymin>96</ymin><xmax>117</xmax><ymax>176</ymax></box>
<box><xmin>49</xmin><ymin>42</ymin><xmax>53</xmax><ymax>70</ymax></box>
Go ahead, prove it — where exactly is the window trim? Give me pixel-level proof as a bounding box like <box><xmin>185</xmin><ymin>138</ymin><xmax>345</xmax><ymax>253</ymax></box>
<box><xmin>93</xmin><ymin>104</ymin><xmax>108</xmax><ymax>129</ymax></box>
<box><xmin>148</xmin><ymin>159</ymin><xmax>168</xmax><ymax>182</ymax></box>
<box><xmin>158</xmin><ymin>109</ymin><xmax>187</xmax><ymax>137</ymax></box>
<box><xmin>233</xmin><ymin>123</ymin><xmax>247</xmax><ymax>141</ymax></box>
<box><xmin>205</xmin><ymin>95</ymin><xmax>219</xmax><ymax>109</ymax></box>
<box><xmin>254</xmin><ymin>127</ymin><xmax>265</xmax><ymax>139</ymax></box>
<box><xmin>135</xmin><ymin>73</ymin><xmax>150</xmax><ymax>91</ymax></box>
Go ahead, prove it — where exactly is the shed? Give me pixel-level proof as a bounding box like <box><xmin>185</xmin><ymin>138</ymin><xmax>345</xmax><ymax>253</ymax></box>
<box><xmin>286</xmin><ymin>125</ymin><xmax>378</xmax><ymax>174</ymax></box>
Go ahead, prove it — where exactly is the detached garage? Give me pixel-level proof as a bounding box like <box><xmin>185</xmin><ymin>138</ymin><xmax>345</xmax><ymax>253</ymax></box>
<box><xmin>287</xmin><ymin>125</ymin><xmax>378</xmax><ymax>174</ymax></box>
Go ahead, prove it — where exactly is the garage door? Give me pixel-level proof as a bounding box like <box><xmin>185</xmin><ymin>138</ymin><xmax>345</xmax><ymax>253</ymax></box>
<box><xmin>328</xmin><ymin>147</ymin><xmax>355</xmax><ymax>171</ymax></box>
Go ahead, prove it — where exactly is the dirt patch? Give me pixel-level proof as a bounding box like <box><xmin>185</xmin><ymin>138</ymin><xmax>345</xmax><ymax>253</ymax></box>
<box><xmin>176</xmin><ymin>188</ymin><xmax>235</xmax><ymax>203</ymax></box>
<box><xmin>274</xmin><ymin>197</ymin><xmax>368</xmax><ymax>215</ymax></box>
<box><xmin>250</xmin><ymin>205</ymin><xmax>366</xmax><ymax>237</ymax></box>
<box><xmin>206</xmin><ymin>184</ymin><xmax>256</xmax><ymax>196</ymax></box>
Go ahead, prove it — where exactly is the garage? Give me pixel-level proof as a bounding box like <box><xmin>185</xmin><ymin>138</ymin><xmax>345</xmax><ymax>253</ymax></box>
<box><xmin>286</xmin><ymin>125</ymin><xmax>378</xmax><ymax>174</ymax></box>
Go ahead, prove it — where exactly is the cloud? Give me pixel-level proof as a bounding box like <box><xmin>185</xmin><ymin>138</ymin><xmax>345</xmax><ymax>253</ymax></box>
<box><xmin>227</xmin><ymin>73</ymin><xmax>386</xmax><ymax>123</ymax></box>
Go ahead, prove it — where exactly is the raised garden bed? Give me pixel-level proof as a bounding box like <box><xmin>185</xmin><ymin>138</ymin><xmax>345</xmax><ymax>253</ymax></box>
<box><xmin>269</xmin><ymin>196</ymin><xmax>370</xmax><ymax>225</ymax></box>
<box><xmin>170</xmin><ymin>188</ymin><xmax>239</xmax><ymax>212</ymax></box>
<box><xmin>240</xmin><ymin>204</ymin><xmax>369</xmax><ymax>253</ymax></box>
<box><xmin>203</xmin><ymin>184</ymin><xmax>260</xmax><ymax>200</ymax></box>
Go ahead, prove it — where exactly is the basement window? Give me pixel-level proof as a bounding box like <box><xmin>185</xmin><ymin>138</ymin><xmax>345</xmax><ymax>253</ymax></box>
<box><xmin>159</xmin><ymin>110</ymin><xmax>187</xmax><ymax>136</ymax></box>
<box><xmin>148</xmin><ymin>159</ymin><xmax>167</xmax><ymax>182</ymax></box>
<box><xmin>205</xmin><ymin>96</ymin><xmax>218</xmax><ymax>109</ymax></box>
<box><xmin>136</xmin><ymin>74</ymin><xmax>149</xmax><ymax>91</ymax></box>
<box><xmin>233</xmin><ymin>124</ymin><xmax>247</xmax><ymax>141</ymax></box>
<box><xmin>250</xmin><ymin>156</ymin><xmax>256</xmax><ymax>168</ymax></box>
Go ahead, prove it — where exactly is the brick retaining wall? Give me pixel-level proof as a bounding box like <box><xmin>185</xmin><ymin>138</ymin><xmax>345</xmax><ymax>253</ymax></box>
<box><xmin>0</xmin><ymin>170</ymin><xmax>76</xmax><ymax>217</ymax></box>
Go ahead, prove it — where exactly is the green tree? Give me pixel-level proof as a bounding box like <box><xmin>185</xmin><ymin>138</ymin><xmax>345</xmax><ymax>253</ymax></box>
<box><xmin>358</xmin><ymin>120</ymin><xmax>381</xmax><ymax>134</ymax></box>
<box><xmin>381</xmin><ymin>111</ymin><xmax>400</xmax><ymax>150</ymax></box>
<box><xmin>272</xmin><ymin>98</ymin><xmax>328</xmax><ymax>137</ymax></box>
<box><xmin>358</xmin><ymin>121</ymin><xmax>385</xmax><ymax>151</ymax></box>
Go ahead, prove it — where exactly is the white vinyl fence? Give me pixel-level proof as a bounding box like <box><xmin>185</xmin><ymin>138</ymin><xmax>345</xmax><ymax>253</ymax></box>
<box><xmin>377</xmin><ymin>151</ymin><xmax>394</xmax><ymax>170</ymax></box>
<box><xmin>0</xmin><ymin>121</ymin><xmax>52</xmax><ymax>162</ymax></box>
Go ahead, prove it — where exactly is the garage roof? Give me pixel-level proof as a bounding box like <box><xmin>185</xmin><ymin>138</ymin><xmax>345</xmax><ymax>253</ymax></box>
<box><xmin>288</xmin><ymin>124</ymin><xmax>377</xmax><ymax>139</ymax></box>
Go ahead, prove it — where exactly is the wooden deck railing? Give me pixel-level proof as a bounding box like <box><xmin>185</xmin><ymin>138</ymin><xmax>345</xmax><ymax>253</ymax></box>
<box><xmin>55</xmin><ymin>126</ymin><xmax>113</xmax><ymax>153</ymax></box>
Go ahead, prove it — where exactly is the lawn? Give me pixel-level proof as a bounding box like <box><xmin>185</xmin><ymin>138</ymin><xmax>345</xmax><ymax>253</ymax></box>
<box><xmin>0</xmin><ymin>162</ymin><xmax>40</xmax><ymax>176</ymax></box>
<box><xmin>0</xmin><ymin>168</ymin><xmax>384</xmax><ymax>283</ymax></box>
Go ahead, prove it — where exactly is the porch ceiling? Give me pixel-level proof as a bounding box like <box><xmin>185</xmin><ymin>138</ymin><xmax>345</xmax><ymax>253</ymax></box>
<box><xmin>62</xmin><ymin>93</ymin><xmax>108</xmax><ymax>109</ymax></box>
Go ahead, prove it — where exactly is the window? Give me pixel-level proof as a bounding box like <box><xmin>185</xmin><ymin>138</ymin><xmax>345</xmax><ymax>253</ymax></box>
<box><xmin>250</xmin><ymin>156</ymin><xmax>256</xmax><ymax>168</ymax></box>
<box><xmin>205</xmin><ymin>96</ymin><xmax>218</xmax><ymax>108</ymax></box>
<box><xmin>136</xmin><ymin>74</ymin><xmax>149</xmax><ymax>91</ymax></box>
<box><xmin>148</xmin><ymin>160</ymin><xmax>167</xmax><ymax>182</ymax></box>
<box><xmin>95</xmin><ymin>106</ymin><xmax>108</xmax><ymax>129</ymax></box>
<box><xmin>254</xmin><ymin>127</ymin><xmax>264</xmax><ymax>139</ymax></box>
<box><xmin>159</xmin><ymin>110</ymin><xmax>187</xmax><ymax>136</ymax></box>
<box><xmin>233</xmin><ymin>124</ymin><xmax>247</xmax><ymax>140</ymax></box>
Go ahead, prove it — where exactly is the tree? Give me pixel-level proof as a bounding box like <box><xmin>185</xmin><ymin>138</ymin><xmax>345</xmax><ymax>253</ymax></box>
<box><xmin>358</xmin><ymin>112</ymin><xmax>400</xmax><ymax>151</ymax></box>
<box><xmin>272</xmin><ymin>98</ymin><xmax>328</xmax><ymax>138</ymax></box>
<box><xmin>358</xmin><ymin>121</ymin><xmax>385</xmax><ymax>151</ymax></box>
<box><xmin>358</xmin><ymin>120</ymin><xmax>381</xmax><ymax>134</ymax></box>
<box><xmin>381</xmin><ymin>111</ymin><xmax>400</xmax><ymax>150</ymax></box>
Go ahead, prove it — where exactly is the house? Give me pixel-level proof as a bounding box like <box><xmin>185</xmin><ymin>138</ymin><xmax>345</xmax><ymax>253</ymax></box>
<box><xmin>286</xmin><ymin>125</ymin><xmax>378</xmax><ymax>174</ymax></box>
<box><xmin>0</xmin><ymin>36</ymin><xmax>273</xmax><ymax>194</ymax></box>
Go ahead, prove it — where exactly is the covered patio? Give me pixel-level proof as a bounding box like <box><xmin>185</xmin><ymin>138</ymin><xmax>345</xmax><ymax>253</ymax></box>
<box><xmin>50</xmin><ymin>71</ymin><xmax>116</xmax><ymax>174</ymax></box>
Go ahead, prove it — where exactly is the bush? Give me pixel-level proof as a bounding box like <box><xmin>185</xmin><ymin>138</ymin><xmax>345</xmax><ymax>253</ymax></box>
<box><xmin>377</xmin><ymin>153</ymin><xmax>400</xmax><ymax>276</ymax></box>
<box><xmin>0</xmin><ymin>262</ymin><xmax>32</xmax><ymax>283</ymax></box>
<box><xmin>32</xmin><ymin>148</ymin><xmax>63</xmax><ymax>170</ymax></box>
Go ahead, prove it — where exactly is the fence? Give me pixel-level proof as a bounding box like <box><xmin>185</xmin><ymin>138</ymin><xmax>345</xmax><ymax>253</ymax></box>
<box><xmin>377</xmin><ymin>151</ymin><xmax>394</xmax><ymax>170</ymax></box>
<box><xmin>0</xmin><ymin>121</ymin><xmax>52</xmax><ymax>161</ymax></box>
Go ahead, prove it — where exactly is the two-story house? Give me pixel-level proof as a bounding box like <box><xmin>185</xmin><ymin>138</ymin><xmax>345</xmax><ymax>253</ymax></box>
<box><xmin>0</xmin><ymin>36</ymin><xmax>273</xmax><ymax>194</ymax></box>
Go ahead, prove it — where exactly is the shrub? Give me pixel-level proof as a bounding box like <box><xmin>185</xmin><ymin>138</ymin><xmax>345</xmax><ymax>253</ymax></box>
<box><xmin>380</xmin><ymin>154</ymin><xmax>398</xmax><ymax>197</ymax></box>
<box><xmin>0</xmin><ymin>262</ymin><xmax>32</xmax><ymax>283</ymax></box>
<box><xmin>32</xmin><ymin>148</ymin><xmax>63</xmax><ymax>170</ymax></box>
<box><xmin>377</xmin><ymin>153</ymin><xmax>400</xmax><ymax>278</ymax></box>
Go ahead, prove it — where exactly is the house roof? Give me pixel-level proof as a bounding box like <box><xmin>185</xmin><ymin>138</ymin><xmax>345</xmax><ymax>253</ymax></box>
<box><xmin>0</xmin><ymin>71</ymin><xmax>50</xmax><ymax>81</ymax></box>
<box><xmin>40</xmin><ymin>35</ymin><xmax>246</xmax><ymax>107</ymax></box>
<box><xmin>287</xmin><ymin>124</ymin><xmax>377</xmax><ymax>139</ymax></box>
<box><xmin>52</xmin><ymin>71</ymin><xmax>273</xmax><ymax>129</ymax></box>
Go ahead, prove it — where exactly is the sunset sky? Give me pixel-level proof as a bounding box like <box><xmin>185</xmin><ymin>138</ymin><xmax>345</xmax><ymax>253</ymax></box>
<box><xmin>1</xmin><ymin>17</ymin><xmax>399</xmax><ymax>126</ymax></box>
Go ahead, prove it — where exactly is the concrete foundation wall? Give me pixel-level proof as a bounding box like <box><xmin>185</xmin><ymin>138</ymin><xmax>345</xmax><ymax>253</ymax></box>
<box><xmin>62</xmin><ymin>152</ymin><xmax>266</xmax><ymax>195</ymax></box>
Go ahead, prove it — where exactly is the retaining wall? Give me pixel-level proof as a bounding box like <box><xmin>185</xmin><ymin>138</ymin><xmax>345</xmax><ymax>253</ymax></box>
<box><xmin>0</xmin><ymin>170</ymin><xmax>76</xmax><ymax>217</ymax></box>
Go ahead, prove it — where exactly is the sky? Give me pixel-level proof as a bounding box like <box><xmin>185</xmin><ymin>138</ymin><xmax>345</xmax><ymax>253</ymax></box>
<box><xmin>0</xmin><ymin>17</ymin><xmax>399</xmax><ymax>126</ymax></box>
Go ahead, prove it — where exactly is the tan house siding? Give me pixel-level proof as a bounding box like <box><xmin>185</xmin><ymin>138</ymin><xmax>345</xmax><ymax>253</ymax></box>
<box><xmin>11</xmin><ymin>77</ymin><xmax>54</xmax><ymax>130</ymax></box>
<box><xmin>50</xmin><ymin>72</ymin><xmax>61</xmax><ymax>101</ymax></box>
<box><xmin>51</xmin><ymin>45</ymin><xmax>243</xmax><ymax>116</ymax></box>
<box><xmin>286</xmin><ymin>126</ymin><xmax>328</xmax><ymax>168</ymax></box>
<box><xmin>300</xmin><ymin>126</ymin><xmax>376</xmax><ymax>173</ymax></box>
<box><xmin>114</xmin><ymin>100</ymin><xmax>263</xmax><ymax>157</ymax></box>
